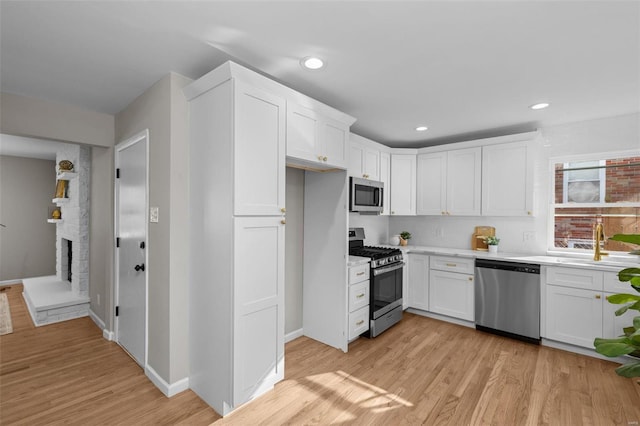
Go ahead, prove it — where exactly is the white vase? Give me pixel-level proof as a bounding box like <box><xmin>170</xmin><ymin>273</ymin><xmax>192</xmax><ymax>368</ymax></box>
<box><xmin>390</xmin><ymin>235</ymin><xmax>401</xmax><ymax>246</ymax></box>
<box><xmin>488</xmin><ymin>245</ymin><xmax>498</xmax><ymax>253</ymax></box>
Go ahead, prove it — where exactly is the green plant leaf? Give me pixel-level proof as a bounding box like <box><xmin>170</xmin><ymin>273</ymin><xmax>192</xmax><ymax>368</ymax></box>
<box><xmin>594</xmin><ymin>341</ymin><xmax>637</xmax><ymax>357</ymax></box>
<box><xmin>618</xmin><ymin>268</ymin><xmax>640</xmax><ymax>282</ymax></box>
<box><xmin>624</xmin><ymin>326</ymin><xmax>637</xmax><ymax>336</ymax></box>
<box><xmin>635</xmin><ymin>316</ymin><xmax>640</xmax><ymax>330</ymax></box>
<box><xmin>615</xmin><ymin>304</ymin><xmax>632</xmax><ymax>316</ymax></box>
<box><xmin>610</xmin><ymin>234</ymin><xmax>640</xmax><ymax>246</ymax></box>
<box><xmin>608</xmin><ymin>294</ymin><xmax>640</xmax><ymax>304</ymax></box>
<box><xmin>615</xmin><ymin>361</ymin><xmax>640</xmax><ymax>378</ymax></box>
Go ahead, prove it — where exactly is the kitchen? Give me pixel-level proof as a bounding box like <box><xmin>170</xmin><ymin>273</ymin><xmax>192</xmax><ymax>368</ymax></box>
<box><xmin>1</xmin><ymin>1</ymin><xmax>639</xmax><ymax>424</ymax></box>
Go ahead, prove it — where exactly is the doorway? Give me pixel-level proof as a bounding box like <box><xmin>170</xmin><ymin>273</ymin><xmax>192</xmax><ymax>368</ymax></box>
<box><xmin>114</xmin><ymin>130</ymin><xmax>148</xmax><ymax>367</ymax></box>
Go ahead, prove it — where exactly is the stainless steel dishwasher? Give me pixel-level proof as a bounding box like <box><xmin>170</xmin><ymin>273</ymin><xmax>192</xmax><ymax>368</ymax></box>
<box><xmin>475</xmin><ymin>259</ymin><xmax>541</xmax><ymax>343</ymax></box>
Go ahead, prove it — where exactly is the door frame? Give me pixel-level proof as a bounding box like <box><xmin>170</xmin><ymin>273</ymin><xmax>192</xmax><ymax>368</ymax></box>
<box><xmin>114</xmin><ymin>129</ymin><xmax>149</xmax><ymax>368</ymax></box>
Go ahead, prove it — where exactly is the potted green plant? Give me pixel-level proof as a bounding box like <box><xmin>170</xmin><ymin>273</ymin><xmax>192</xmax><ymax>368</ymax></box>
<box><xmin>593</xmin><ymin>233</ymin><xmax>640</xmax><ymax>379</ymax></box>
<box><xmin>485</xmin><ymin>236</ymin><xmax>500</xmax><ymax>253</ymax></box>
<box><xmin>399</xmin><ymin>231</ymin><xmax>412</xmax><ymax>247</ymax></box>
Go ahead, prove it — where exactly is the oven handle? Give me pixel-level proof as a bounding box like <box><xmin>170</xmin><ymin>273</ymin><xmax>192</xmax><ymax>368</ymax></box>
<box><xmin>372</xmin><ymin>261</ymin><xmax>405</xmax><ymax>276</ymax></box>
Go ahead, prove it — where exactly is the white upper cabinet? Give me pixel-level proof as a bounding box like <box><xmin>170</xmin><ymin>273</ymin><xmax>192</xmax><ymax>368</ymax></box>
<box><xmin>349</xmin><ymin>133</ymin><xmax>381</xmax><ymax>180</ymax></box>
<box><xmin>417</xmin><ymin>152</ymin><xmax>447</xmax><ymax>215</ymax></box>
<box><xmin>482</xmin><ymin>141</ymin><xmax>533</xmax><ymax>216</ymax></box>
<box><xmin>390</xmin><ymin>154</ymin><xmax>417</xmax><ymax>215</ymax></box>
<box><xmin>286</xmin><ymin>101</ymin><xmax>349</xmax><ymax>169</ymax></box>
<box><xmin>416</xmin><ymin>148</ymin><xmax>480</xmax><ymax>216</ymax></box>
<box><xmin>235</xmin><ymin>82</ymin><xmax>286</xmax><ymax>216</ymax></box>
<box><xmin>379</xmin><ymin>152</ymin><xmax>391</xmax><ymax>216</ymax></box>
<box><xmin>447</xmin><ymin>147</ymin><xmax>482</xmax><ymax>215</ymax></box>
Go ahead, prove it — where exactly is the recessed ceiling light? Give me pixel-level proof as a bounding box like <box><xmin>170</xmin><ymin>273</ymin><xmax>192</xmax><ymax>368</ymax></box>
<box><xmin>301</xmin><ymin>56</ymin><xmax>324</xmax><ymax>70</ymax></box>
<box><xmin>529</xmin><ymin>102</ymin><xmax>550</xmax><ymax>110</ymax></box>
<box><xmin>415</xmin><ymin>126</ymin><xmax>429</xmax><ymax>132</ymax></box>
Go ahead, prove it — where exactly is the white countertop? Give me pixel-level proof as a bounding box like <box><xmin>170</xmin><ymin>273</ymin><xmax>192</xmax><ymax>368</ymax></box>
<box><xmin>378</xmin><ymin>244</ymin><xmax>637</xmax><ymax>272</ymax></box>
<box><xmin>348</xmin><ymin>255</ymin><xmax>371</xmax><ymax>267</ymax></box>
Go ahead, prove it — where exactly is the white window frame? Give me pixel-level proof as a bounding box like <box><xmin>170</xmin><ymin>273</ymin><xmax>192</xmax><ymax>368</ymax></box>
<box><xmin>562</xmin><ymin>160</ymin><xmax>606</xmax><ymax>204</ymax></box>
<box><xmin>548</xmin><ymin>149</ymin><xmax>640</xmax><ymax>256</ymax></box>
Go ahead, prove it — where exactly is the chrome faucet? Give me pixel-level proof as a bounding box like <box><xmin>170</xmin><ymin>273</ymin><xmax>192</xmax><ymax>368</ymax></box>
<box><xmin>593</xmin><ymin>222</ymin><xmax>608</xmax><ymax>261</ymax></box>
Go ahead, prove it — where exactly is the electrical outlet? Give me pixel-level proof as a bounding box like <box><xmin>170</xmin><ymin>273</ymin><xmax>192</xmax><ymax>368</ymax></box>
<box><xmin>97</xmin><ymin>294</ymin><xmax>101</xmax><ymax>305</ymax></box>
<box><xmin>435</xmin><ymin>227</ymin><xmax>444</xmax><ymax>238</ymax></box>
<box><xmin>150</xmin><ymin>207</ymin><xmax>159</xmax><ymax>223</ymax></box>
<box><xmin>523</xmin><ymin>232</ymin><xmax>536</xmax><ymax>242</ymax></box>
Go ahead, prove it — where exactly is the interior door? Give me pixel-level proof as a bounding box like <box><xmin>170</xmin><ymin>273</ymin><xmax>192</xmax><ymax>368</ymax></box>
<box><xmin>115</xmin><ymin>130</ymin><xmax>148</xmax><ymax>367</ymax></box>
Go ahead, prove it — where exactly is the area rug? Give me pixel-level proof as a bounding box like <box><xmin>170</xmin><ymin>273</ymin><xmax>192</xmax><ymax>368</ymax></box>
<box><xmin>0</xmin><ymin>292</ymin><xmax>13</xmax><ymax>335</ymax></box>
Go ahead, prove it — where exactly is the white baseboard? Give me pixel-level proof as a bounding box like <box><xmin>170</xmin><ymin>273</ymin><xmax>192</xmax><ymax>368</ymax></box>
<box><xmin>0</xmin><ymin>279</ymin><xmax>22</xmax><ymax>286</ymax></box>
<box><xmin>145</xmin><ymin>365</ymin><xmax>190</xmax><ymax>397</ymax></box>
<box><xmin>88</xmin><ymin>309</ymin><xmax>105</xmax><ymax>329</ymax></box>
<box><xmin>102</xmin><ymin>329</ymin><xmax>114</xmax><ymax>341</ymax></box>
<box><xmin>285</xmin><ymin>327</ymin><xmax>303</xmax><ymax>343</ymax></box>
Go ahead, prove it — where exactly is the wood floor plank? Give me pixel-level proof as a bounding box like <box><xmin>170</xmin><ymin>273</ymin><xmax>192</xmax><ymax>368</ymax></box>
<box><xmin>2</xmin><ymin>283</ymin><xmax>639</xmax><ymax>425</ymax></box>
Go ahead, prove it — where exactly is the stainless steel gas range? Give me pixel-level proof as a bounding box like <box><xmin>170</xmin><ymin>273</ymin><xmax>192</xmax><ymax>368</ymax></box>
<box><xmin>349</xmin><ymin>228</ymin><xmax>404</xmax><ymax>337</ymax></box>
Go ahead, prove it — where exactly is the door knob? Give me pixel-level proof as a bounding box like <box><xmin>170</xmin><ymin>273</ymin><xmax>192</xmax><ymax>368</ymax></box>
<box><xmin>134</xmin><ymin>264</ymin><xmax>145</xmax><ymax>272</ymax></box>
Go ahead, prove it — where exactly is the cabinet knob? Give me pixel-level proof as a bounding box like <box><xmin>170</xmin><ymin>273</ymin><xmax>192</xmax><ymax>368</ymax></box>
<box><xmin>605</xmin><ymin>295</ymin><xmax>609</xmax><ymax>301</ymax></box>
<box><xmin>441</xmin><ymin>211</ymin><xmax>445</xmax><ymax>215</ymax></box>
<box><xmin>323</xmin><ymin>156</ymin><xmax>328</xmax><ymax>162</ymax></box>
<box><xmin>468</xmin><ymin>277</ymin><xmax>473</xmax><ymax>281</ymax></box>
<box><xmin>280</xmin><ymin>219</ymin><xmax>286</xmax><ymax>225</ymax></box>
<box><xmin>317</xmin><ymin>155</ymin><xmax>323</xmax><ymax>161</ymax></box>
<box><xmin>280</xmin><ymin>207</ymin><xmax>286</xmax><ymax>213</ymax></box>
<box><xmin>595</xmin><ymin>294</ymin><xmax>601</xmax><ymax>299</ymax></box>
<box><xmin>527</xmin><ymin>211</ymin><xmax>532</xmax><ymax>216</ymax></box>
<box><xmin>391</xmin><ymin>211</ymin><xmax>395</xmax><ymax>215</ymax></box>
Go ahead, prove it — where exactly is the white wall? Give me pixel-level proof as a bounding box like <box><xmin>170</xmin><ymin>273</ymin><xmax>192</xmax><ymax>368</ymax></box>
<box><xmin>0</xmin><ymin>156</ymin><xmax>56</xmax><ymax>281</ymax></box>
<box><xmin>285</xmin><ymin>167</ymin><xmax>304</xmax><ymax>334</ymax></box>
<box><xmin>348</xmin><ymin>213</ymin><xmax>390</xmax><ymax>245</ymax></box>
<box><xmin>390</xmin><ymin>113</ymin><xmax>640</xmax><ymax>254</ymax></box>
<box><xmin>115</xmin><ymin>72</ymin><xmax>192</xmax><ymax>386</ymax></box>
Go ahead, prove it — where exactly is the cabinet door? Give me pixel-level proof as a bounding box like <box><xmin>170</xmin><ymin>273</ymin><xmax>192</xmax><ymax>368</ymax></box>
<box><xmin>321</xmin><ymin>118</ymin><xmax>349</xmax><ymax>169</ymax></box>
<box><xmin>408</xmin><ymin>254</ymin><xmax>429</xmax><ymax>310</ymax></box>
<box><xmin>234</xmin><ymin>216</ymin><xmax>285</xmax><ymax>405</ymax></box>
<box><xmin>417</xmin><ymin>152</ymin><xmax>447</xmax><ymax>215</ymax></box>
<box><xmin>429</xmin><ymin>270</ymin><xmax>474</xmax><ymax>321</ymax></box>
<box><xmin>446</xmin><ymin>147</ymin><xmax>481</xmax><ymax>215</ymax></box>
<box><xmin>545</xmin><ymin>285</ymin><xmax>603</xmax><ymax>348</ymax></box>
<box><xmin>603</xmin><ymin>292</ymin><xmax>637</xmax><ymax>339</ymax></box>
<box><xmin>379</xmin><ymin>152</ymin><xmax>391</xmax><ymax>216</ymax></box>
<box><xmin>363</xmin><ymin>148</ymin><xmax>380</xmax><ymax>181</ymax></box>
<box><xmin>390</xmin><ymin>154</ymin><xmax>417</xmax><ymax>215</ymax></box>
<box><xmin>482</xmin><ymin>141</ymin><xmax>533</xmax><ymax>216</ymax></box>
<box><xmin>286</xmin><ymin>102</ymin><xmax>320</xmax><ymax>164</ymax></box>
<box><xmin>349</xmin><ymin>141</ymin><xmax>366</xmax><ymax>178</ymax></box>
<box><xmin>235</xmin><ymin>83</ymin><xmax>286</xmax><ymax>216</ymax></box>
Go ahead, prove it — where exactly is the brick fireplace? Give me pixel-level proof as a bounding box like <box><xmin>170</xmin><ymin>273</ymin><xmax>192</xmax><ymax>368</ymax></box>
<box><xmin>23</xmin><ymin>144</ymin><xmax>91</xmax><ymax>326</ymax></box>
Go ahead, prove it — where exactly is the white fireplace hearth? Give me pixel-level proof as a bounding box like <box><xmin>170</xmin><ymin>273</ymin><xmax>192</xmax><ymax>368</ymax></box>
<box><xmin>23</xmin><ymin>144</ymin><xmax>91</xmax><ymax>326</ymax></box>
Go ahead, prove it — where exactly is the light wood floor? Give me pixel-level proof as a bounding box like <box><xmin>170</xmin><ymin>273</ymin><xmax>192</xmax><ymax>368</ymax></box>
<box><xmin>2</xmin><ymin>283</ymin><xmax>640</xmax><ymax>425</ymax></box>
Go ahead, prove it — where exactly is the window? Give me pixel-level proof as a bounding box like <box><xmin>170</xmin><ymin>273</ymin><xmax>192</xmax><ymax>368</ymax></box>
<box><xmin>552</xmin><ymin>154</ymin><xmax>640</xmax><ymax>253</ymax></box>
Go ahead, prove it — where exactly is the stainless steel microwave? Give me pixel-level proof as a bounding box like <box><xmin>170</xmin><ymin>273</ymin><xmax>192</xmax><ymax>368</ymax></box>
<box><xmin>350</xmin><ymin>177</ymin><xmax>384</xmax><ymax>213</ymax></box>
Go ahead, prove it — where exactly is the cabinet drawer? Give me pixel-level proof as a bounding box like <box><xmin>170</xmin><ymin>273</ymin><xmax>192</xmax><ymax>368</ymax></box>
<box><xmin>430</xmin><ymin>256</ymin><xmax>474</xmax><ymax>274</ymax></box>
<box><xmin>349</xmin><ymin>263</ymin><xmax>370</xmax><ymax>285</ymax></box>
<box><xmin>348</xmin><ymin>306</ymin><xmax>370</xmax><ymax>339</ymax></box>
<box><xmin>604</xmin><ymin>271</ymin><xmax>632</xmax><ymax>293</ymax></box>
<box><xmin>546</xmin><ymin>266</ymin><xmax>603</xmax><ymax>291</ymax></box>
<box><xmin>349</xmin><ymin>281</ymin><xmax>369</xmax><ymax>313</ymax></box>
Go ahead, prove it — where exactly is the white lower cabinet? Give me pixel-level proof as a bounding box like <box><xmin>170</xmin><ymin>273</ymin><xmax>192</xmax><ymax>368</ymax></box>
<box><xmin>428</xmin><ymin>256</ymin><xmax>474</xmax><ymax>321</ymax></box>
<box><xmin>407</xmin><ymin>253</ymin><xmax>429</xmax><ymax>310</ymax></box>
<box><xmin>544</xmin><ymin>267</ymin><xmax>634</xmax><ymax>349</ymax></box>
<box><xmin>545</xmin><ymin>284</ymin><xmax>603</xmax><ymax>348</ymax></box>
<box><xmin>348</xmin><ymin>263</ymin><xmax>370</xmax><ymax>340</ymax></box>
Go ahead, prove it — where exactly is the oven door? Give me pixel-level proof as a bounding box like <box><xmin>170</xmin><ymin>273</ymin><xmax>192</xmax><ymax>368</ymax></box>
<box><xmin>371</xmin><ymin>262</ymin><xmax>403</xmax><ymax>319</ymax></box>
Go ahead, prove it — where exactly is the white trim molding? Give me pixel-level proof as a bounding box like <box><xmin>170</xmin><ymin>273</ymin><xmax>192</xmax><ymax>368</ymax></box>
<box><xmin>285</xmin><ymin>328</ymin><xmax>304</xmax><ymax>343</ymax></box>
<box><xmin>145</xmin><ymin>365</ymin><xmax>190</xmax><ymax>397</ymax></box>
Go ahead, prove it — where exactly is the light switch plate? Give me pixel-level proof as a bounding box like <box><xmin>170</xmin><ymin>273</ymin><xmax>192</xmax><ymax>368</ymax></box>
<box><xmin>150</xmin><ymin>207</ymin><xmax>159</xmax><ymax>223</ymax></box>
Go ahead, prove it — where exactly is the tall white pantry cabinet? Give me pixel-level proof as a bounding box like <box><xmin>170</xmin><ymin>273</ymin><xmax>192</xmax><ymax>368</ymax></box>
<box><xmin>185</xmin><ymin>63</ymin><xmax>286</xmax><ymax>416</ymax></box>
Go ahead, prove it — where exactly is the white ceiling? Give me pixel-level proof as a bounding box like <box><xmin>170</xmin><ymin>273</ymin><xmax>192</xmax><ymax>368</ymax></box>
<box><xmin>1</xmin><ymin>1</ymin><xmax>638</xmax><ymax>148</ymax></box>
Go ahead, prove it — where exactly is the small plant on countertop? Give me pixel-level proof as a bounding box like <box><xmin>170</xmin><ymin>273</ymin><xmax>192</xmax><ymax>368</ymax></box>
<box><xmin>400</xmin><ymin>231</ymin><xmax>412</xmax><ymax>241</ymax></box>
<box><xmin>593</xmin><ymin>233</ymin><xmax>640</xmax><ymax>381</ymax></box>
<box><xmin>485</xmin><ymin>236</ymin><xmax>500</xmax><ymax>246</ymax></box>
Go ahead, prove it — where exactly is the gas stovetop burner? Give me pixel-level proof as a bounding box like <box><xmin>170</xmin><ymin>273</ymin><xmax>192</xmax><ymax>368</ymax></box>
<box><xmin>349</xmin><ymin>227</ymin><xmax>404</xmax><ymax>268</ymax></box>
